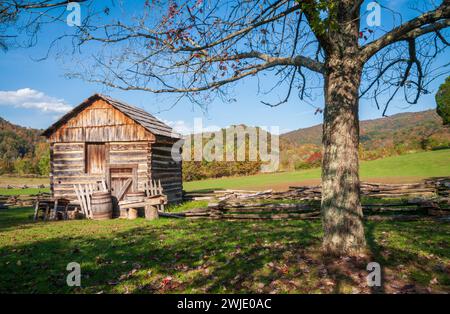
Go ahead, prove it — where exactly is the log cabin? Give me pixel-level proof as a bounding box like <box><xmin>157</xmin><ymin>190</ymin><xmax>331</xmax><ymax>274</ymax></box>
<box><xmin>42</xmin><ymin>94</ymin><xmax>183</xmax><ymax>204</ymax></box>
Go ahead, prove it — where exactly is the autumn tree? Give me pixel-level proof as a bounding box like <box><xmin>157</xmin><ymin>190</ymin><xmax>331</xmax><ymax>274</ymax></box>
<box><xmin>436</xmin><ymin>75</ymin><xmax>450</xmax><ymax>125</ymax></box>
<box><xmin>5</xmin><ymin>1</ymin><xmax>450</xmax><ymax>255</ymax></box>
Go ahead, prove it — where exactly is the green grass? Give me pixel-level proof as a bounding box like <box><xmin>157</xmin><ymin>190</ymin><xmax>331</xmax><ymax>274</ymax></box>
<box><xmin>184</xmin><ymin>149</ymin><xmax>450</xmax><ymax>192</ymax></box>
<box><xmin>166</xmin><ymin>200</ymin><xmax>209</xmax><ymax>213</ymax></box>
<box><xmin>0</xmin><ymin>206</ymin><xmax>449</xmax><ymax>293</ymax></box>
<box><xmin>0</xmin><ymin>188</ymin><xmax>50</xmax><ymax>195</ymax></box>
<box><xmin>359</xmin><ymin>149</ymin><xmax>450</xmax><ymax>178</ymax></box>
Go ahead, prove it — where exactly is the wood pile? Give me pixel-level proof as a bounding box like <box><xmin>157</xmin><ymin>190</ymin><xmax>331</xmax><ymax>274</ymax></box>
<box><xmin>183</xmin><ymin>190</ymin><xmax>274</xmax><ymax>201</ymax></box>
<box><xmin>179</xmin><ymin>201</ymin><xmax>320</xmax><ymax>220</ymax></box>
<box><xmin>360</xmin><ymin>182</ymin><xmax>436</xmax><ymax>198</ymax></box>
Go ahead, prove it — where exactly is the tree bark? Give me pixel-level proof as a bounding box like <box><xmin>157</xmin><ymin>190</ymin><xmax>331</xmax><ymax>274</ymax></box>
<box><xmin>321</xmin><ymin>56</ymin><xmax>366</xmax><ymax>255</ymax></box>
<box><xmin>320</xmin><ymin>1</ymin><xmax>366</xmax><ymax>255</ymax></box>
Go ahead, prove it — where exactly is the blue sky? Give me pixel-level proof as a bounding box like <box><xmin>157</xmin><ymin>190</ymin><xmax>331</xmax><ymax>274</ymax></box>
<box><xmin>0</xmin><ymin>0</ymin><xmax>448</xmax><ymax>134</ymax></box>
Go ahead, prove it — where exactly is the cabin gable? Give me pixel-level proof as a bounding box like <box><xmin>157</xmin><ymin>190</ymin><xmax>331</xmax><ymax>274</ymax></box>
<box><xmin>47</xmin><ymin>99</ymin><xmax>156</xmax><ymax>143</ymax></box>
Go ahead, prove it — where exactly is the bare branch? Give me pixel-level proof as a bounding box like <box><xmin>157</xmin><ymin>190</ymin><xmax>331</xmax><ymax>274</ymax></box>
<box><xmin>361</xmin><ymin>2</ymin><xmax>450</xmax><ymax>61</ymax></box>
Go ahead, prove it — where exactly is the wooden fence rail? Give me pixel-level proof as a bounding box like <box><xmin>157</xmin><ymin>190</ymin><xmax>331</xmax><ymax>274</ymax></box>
<box><xmin>0</xmin><ymin>184</ymin><xmax>49</xmax><ymax>189</ymax></box>
<box><xmin>0</xmin><ymin>192</ymin><xmax>51</xmax><ymax>208</ymax></box>
<box><xmin>177</xmin><ymin>195</ymin><xmax>449</xmax><ymax>221</ymax></box>
<box><xmin>184</xmin><ymin>178</ymin><xmax>450</xmax><ymax>202</ymax></box>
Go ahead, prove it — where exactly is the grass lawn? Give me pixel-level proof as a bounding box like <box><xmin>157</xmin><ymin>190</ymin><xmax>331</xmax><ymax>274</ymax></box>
<box><xmin>0</xmin><ymin>206</ymin><xmax>448</xmax><ymax>294</ymax></box>
<box><xmin>0</xmin><ymin>176</ymin><xmax>48</xmax><ymax>186</ymax></box>
<box><xmin>0</xmin><ymin>188</ymin><xmax>50</xmax><ymax>195</ymax></box>
<box><xmin>184</xmin><ymin>149</ymin><xmax>450</xmax><ymax>192</ymax></box>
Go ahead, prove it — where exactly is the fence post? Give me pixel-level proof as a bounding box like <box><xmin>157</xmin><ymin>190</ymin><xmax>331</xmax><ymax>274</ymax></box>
<box><xmin>208</xmin><ymin>201</ymin><xmax>224</xmax><ymax>219</ymax></box>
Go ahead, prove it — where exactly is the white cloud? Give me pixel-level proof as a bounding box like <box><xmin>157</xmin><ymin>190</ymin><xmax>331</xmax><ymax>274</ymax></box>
<box><xmin>162</xmin><ymin>118</ymin><xmax>286</xmax><ymax>136</ymax></box>
<box><xmin>0</xmin><ymin>88</ymin><xmax>72</xmax><ymax>113</ymax></box>
<box><xmin>162</xmin><ymin>118</ymin><xmax>221</xmax><ymax>135</ymax></box>
<box><xmin>163</xmin><ymin>119</ymin><xmax>194</xmax><ymax>135</ymax></box>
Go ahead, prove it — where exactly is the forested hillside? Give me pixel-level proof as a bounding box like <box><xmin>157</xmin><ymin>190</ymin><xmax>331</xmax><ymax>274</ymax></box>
<box><xmin>0</xmin><ymin>117</ymin><xmax>49</xmax><ymax>175</ymax></box>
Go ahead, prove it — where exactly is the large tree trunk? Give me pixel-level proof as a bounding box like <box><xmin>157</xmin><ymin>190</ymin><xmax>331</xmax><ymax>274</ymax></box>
<box><xmin>319</xmin><ymin>7</ymin><xmax>367</xmax><ymax>255</ymax></box>
<box><xmin>321</xmin><ymin>56</ymin><xmax>365</xmax><ymax>255</ymax></box>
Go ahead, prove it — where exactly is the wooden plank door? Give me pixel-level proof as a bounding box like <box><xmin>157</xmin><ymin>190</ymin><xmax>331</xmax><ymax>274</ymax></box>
<box><xmin>86</xmin><ymin>143</ymin><xmax>107</xmax><ymax>174</ymax></box>
<box><xmin>109</xmin><ymin>165</ymin><xmax>137</xmax><ymax>201</ymax></box>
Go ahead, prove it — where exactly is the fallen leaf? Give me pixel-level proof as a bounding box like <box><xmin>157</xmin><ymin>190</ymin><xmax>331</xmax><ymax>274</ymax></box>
<box><xmin>161</xmin><ymin>276</ymin><xmax>173</xmax><ymax>287</ymax></box>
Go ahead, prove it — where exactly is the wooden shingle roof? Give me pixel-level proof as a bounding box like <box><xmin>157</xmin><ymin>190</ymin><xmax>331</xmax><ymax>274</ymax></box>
<box><xmin>42</xmin><ymin>94</ymin><xmax>181</xmax><ymax>139</ymax></box>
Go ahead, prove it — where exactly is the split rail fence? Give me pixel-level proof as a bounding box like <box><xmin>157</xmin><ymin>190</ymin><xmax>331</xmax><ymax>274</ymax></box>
<box><xmin>180</xmin><ymin>178</ymin><xmax>450</xmax><ymax>221</ymax></box>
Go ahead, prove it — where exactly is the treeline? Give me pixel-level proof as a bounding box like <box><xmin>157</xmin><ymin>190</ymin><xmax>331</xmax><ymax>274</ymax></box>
<box><xmin>181</xmin><ymin>125</ymin><xmax>268</xmax><ymax>181</ymax></box>
<box><xmin>183</xmin><ymin>161</ymin><xmax>261</xmax><ymax>181</ymax></box>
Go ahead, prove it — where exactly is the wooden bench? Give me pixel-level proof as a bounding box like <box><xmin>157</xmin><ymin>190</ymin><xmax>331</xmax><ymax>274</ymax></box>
<box><xmin>118</xmin><ymin>194</ymin><xmax>167</xmax><ymax>220</ymax></box>
<box><xmin>33</xmin><ymin>198</ymin><xmax>74</xmax><ymax>221</ymax></box>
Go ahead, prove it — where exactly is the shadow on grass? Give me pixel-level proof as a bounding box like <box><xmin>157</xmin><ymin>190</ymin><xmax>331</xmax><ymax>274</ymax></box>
<box><xmin>1</xmin><ymin>207</ymin><xmax>449</xmax><ymax>293</ymax></box>
<box><xmin>0</xmin><ymin>206</ymin><xmax>37</xmax><ymax>232</ymax></box>
<box><xmin>0</xmin><ymin>212</ymin><xmax>324</xmax><ymax>293</ymax></box>
<box><xmin>365</xmin><ymin>220</ymin><xmax>450</xmax><ymax>293</ymax></box>
<box><xmin>365</xmin><ymin>222</ymin><xmax>386</xmax><ymax>293</ymax></box>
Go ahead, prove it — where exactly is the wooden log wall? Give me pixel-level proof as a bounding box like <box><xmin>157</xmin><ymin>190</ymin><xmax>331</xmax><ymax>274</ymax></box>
<box><xmin>150</xmin><ymin>138</ymin><xmax>183</xmax><ymax>203</ymax></box>
<box><xmin>50</xmin><ymin>141</ymin><xmax>152</xmax><ymax>200</ymax></box>
<box><xmin>51</xmin><ymin>142</ymin><xmax>86</xmax><ymax>199</ymax></box>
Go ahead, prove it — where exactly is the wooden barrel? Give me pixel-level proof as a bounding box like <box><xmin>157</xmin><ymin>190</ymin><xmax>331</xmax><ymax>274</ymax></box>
<box><xmin>91</xmin><ymin>192</ymin><xmax>113</xmax><ymax>220</ymax></box>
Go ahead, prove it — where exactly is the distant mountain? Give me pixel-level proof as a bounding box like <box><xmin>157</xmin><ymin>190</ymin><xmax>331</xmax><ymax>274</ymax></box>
<box><xmin>279</xmin><ymin>110</ymin><xmax>450</xmax><ymax>169</ymax></box>
<box><xmin>281</xmin><ymin>109</ymin><xmax>449</xmax><ymax>149</ymax></box>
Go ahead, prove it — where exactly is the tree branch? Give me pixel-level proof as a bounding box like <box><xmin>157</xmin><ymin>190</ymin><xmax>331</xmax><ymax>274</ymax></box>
<box><xmin>361</xmin><ymin>2</ymin><xmax>450</xmax><ymax>61</ymax></box>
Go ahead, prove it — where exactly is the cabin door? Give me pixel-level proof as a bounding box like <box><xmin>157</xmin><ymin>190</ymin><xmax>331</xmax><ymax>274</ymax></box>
<box><xmin>108</xmin><ymin>164</ymin><xmax>138</xmax><ymax>201</ymax></box>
